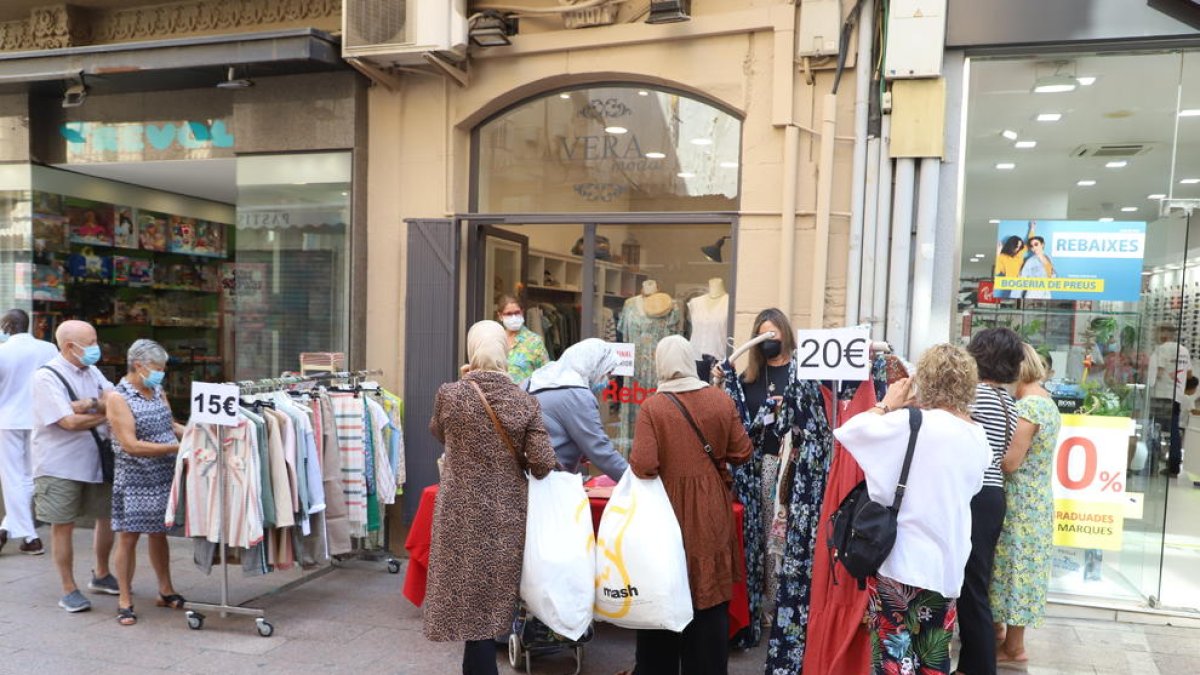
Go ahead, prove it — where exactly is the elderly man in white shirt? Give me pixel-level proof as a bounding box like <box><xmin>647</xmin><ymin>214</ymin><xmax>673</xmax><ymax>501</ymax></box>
<box><xmin>31</xmin><ymin>320</ymin><xmax>117</xmax><ymax>614</ymax></box>
<box><xmin>1148</xmin><ymin>323</ymin><xmax>1194</xmax><ymax>476</ymax></box>
<box><xmin>0</xmin><ymin>309</ymin><xmax>59</xmax><ymax>555</ymax></box>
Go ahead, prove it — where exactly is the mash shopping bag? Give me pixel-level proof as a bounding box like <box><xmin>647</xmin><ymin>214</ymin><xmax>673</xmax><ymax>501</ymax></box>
<box><xmin>593</xmin><ymin>469</ymin><xmax>693</xmax><ymax>631</ymax></box>
<box><xmin>521</xmin><ymin>471</ymin><xmax>596</xmax><ymax>641</ymax></box>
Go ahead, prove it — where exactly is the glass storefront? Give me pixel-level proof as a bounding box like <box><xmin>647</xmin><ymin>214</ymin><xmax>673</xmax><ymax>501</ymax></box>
<box><xmin>959</xmin><ymin>51</ymin><xmax>1200</xmax><ymax>611</ymax></box>
<box><xmin>470</xmin><ymin>85</ymin><xmax>742</xmax><ymax>455</ymax></box>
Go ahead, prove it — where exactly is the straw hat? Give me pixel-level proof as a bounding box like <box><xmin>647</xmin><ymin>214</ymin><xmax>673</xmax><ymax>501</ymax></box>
<box><xmin>643</xmin><ymin>292</ymin><xmax>673</xmax><ymax>318</ymax></box>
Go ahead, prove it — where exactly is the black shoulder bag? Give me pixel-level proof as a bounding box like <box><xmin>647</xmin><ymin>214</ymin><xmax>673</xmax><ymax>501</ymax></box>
<box><xmin>828</xmin><ymin>406</ymin><xmax>922</xmax><ymax>588</ymax></box>
<box><xmin>40</xmin><ymin>366</ymin><xmax>114</xmax><ymax>484</ymax></box>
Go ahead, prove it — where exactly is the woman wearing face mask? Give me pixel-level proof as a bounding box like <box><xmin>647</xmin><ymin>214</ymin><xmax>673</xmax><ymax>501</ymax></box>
<box><xmin>497</xmin><ymin>295</ymin><xmax>550</xmax><ymax>384</ymax></box>
<box><xmin>525</xmin><ymin>339</ymin><xmax>628</xmax><ymax>481</ymax></box>
<box><xmin>104</xmin><ymin>339</ymin><xmax>186</xmax><ymax>626</ymax></box>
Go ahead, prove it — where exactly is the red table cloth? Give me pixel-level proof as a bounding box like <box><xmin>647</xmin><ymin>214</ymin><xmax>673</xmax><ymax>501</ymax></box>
<box><xmin>403</xmin><ymin>483</ymin><xmax>750</xmax><ymax>638</ymax></box>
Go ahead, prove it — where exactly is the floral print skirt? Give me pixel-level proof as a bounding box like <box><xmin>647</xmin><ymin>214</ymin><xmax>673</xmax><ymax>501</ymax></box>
<box><xmin>867</xmin><ymin>575</ymin><xmax>956</xmax><ymax>675</ymax></box>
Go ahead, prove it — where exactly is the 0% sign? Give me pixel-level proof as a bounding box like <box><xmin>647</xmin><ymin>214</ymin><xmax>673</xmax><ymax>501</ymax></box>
<box><xmin>794</xmin><ymin>327</ymin><xmax>871</xmax><ymax>381</ymax></box>
<box><xmin>189</xmin><ymin>382</ymin><xmax>240</xmax><ymax>427</ymax></box>
<box><xmin>1052</xmin><ymin>415</ymin><xmax>1133</xmax><ymax>502</ymax></box>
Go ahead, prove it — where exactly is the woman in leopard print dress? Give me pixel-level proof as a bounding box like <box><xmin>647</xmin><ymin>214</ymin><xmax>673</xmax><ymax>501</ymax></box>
<box><xmin>424</xmin><ymin>320</ymin><xmax>556</xmax><ymax>674</ymax></box>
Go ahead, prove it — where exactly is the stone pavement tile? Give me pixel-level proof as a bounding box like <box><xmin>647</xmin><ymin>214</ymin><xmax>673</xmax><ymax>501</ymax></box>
<box><xmin>1123</xmin><ymin>651</ymin><xmax>1163</xmax><ymax>675</ymax></box>
<box><xmin>0</xmin><ymin>648</ymin><xmax>116</xmax><ymax>674</ymax></box>
<box><xmin>1152</xmin><ymin>653</ymin><xmax>1200</xmax><ymax>673</ymax></box>
<box><xmin>1142</xmin><ymin>632</ymin><xmax>1200</xmax><ymax>656</ymax></box>
<box><xmin>1025</xmin><ymin>621</ymin><xmax>1084</xmax><ymax>646</ymax></box>
<box><xmin>170</xmin><ymin>648</ymin><xmax>333</xmax><ymax>674</ymax></box>
<box><xmin>1073</xmin><ymin>625</ymin><xmax>1151</xmax><ymax>652</ymax></box>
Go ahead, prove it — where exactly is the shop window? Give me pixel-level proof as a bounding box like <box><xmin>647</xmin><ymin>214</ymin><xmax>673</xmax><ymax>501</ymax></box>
<box><xmin>474</xmin><ymin>85</ymin><xmax>742</xmax><ymax>213</ymax></box>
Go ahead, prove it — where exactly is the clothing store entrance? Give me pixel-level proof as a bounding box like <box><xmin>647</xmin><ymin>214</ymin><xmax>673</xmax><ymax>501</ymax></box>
<box><xmin>463</xmin><ymin>214</ymin><xmax>736</xmax><ymax>456</ymax></box>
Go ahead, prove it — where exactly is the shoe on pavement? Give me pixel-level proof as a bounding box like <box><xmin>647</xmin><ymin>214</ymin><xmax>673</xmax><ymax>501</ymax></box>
<box><xmin>19</xmin><ymin>538</ymin><xmax>44</xmax><ymax>555</ymax></box>
<box><xmin>59</xmin><ymin>590</ymin><xmax>92</xmax><ymax>613</ymax></box>
<box><xmin>88</xmin><ymin>572</ymin><xmax>120</xmax><ymax>595</ymax></box>
<box><xmin>0</xmin><ymin>528</ymin><xmax>7</xmax><ymax>554</ymax></box>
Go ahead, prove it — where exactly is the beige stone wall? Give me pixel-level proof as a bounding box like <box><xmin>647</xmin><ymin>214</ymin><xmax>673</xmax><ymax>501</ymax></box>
<box><xmin>367</xmin><ymin>2</ymin><xmax>862</xmax><ymax>387</ymax></box>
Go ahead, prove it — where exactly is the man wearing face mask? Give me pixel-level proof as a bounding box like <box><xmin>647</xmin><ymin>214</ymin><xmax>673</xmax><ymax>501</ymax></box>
<box><xmin>0</xmin><ymin>309</ymin><xmax>59</xmax><ymax>556</ymax></box>
<box><xmin>525</xmin><ymin>339</ymin><xmax>628</xmax><ymax>481</ymax></box>
<box><xmin>30</xmin><ymin>319</ymin><xmax>117</xmax><ymax>613</ymax></box>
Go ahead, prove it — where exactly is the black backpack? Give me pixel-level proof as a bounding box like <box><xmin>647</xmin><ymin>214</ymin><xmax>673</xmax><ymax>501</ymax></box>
<box><xmin>828</xmin><ymin>407</ymin><xmax>922</xmax><ymax>589</ymax></box>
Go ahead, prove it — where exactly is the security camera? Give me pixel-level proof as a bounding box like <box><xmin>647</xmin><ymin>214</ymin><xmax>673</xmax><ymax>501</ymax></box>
<box><xmin>62</xmin><ymin>82</ymin><xmax>87</xmax><ymax>108</ymax></box>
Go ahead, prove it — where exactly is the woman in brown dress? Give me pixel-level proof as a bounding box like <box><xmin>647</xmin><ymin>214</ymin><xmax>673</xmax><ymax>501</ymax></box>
<box><xmin>423</xmin><ymin>320</ymin><xmax>557</xmax><ymax>675</ymax></box>
<box><xmin>628</xmin><ymin>335</ymin><xmax>753</xmax><ymax>675</ymax></box>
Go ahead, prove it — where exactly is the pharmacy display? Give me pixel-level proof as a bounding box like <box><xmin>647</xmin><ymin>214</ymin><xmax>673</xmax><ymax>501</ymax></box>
<box><xmin>991</xmin><ymin>219</ymin><xmax>1145</xmax><ymax>302</ymax></box>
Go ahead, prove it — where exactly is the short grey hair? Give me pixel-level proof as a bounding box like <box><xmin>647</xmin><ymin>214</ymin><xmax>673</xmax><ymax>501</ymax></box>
<box><xmin>127</xmin><ymin>339</ymin><xmax>168</xmax><ymax>370</ymax></box>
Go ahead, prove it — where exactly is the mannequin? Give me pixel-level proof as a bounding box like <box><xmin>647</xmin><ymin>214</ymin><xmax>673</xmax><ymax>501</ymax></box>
<box><xmin>617</xmin><ymin>278</ymin><xmax>680</xmax><ymax>453</ymax></box>
<box><xmin>688</xmin><ymin>277</ymin><xmax>729</xmax><ymax>358</ymax></box>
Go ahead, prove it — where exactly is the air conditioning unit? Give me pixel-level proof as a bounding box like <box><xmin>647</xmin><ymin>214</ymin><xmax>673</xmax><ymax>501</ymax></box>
<box><xmin>343</xmin><ymin>0</ymin><xmax>468</xmax><ymax>66</ymax></box>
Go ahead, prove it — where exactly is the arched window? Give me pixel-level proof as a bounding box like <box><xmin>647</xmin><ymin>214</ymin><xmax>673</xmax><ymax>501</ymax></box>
<box><xmin>473</xmin><ymin>85</ymin><xmax>742</xmax><ymax>213</ymax></box>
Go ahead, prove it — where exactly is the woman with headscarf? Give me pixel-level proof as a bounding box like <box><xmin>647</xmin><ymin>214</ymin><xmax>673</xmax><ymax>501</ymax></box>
<box><xmin>423</xmin><ymin>320</ymin><xmax>558</xmax><ymax>675</ymax></box>
<box><xmin>623</xmin><ymin>336</ymin><xmax>753</xmax><ymax>675</ymax></box>
<box><xmin>525</xmin><ymin>338</ymin><xmax>628</xmax><ymax>481</ymax></box>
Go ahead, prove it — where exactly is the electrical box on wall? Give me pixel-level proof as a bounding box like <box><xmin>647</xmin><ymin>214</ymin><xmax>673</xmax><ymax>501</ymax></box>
<box><xmin>884</xmin><ymin>0</ymin><xmax>946</xmax><ymax>79</ymax></box>
<box><xmin>797</xmin><ymin>0</ymin><xmax>842</xmax><ymax>57</ymax></box>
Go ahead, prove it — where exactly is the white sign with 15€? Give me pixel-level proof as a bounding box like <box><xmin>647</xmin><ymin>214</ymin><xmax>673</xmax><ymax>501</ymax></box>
<box><xmin>190</xmin><ymin>382</ymin><xmax>240</xmax><ymax>426</ymax></box>
<box><xmin>794</xmin><ymin>327</ymin><xmax>871</xmax><ymax>381</ymax></box>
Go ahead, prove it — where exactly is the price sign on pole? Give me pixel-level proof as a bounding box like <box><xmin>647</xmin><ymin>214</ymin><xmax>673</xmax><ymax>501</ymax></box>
<box><xmin>794</xmin><ymin>327</ymin><xmax>871</xmax><ymax>381</ymax></box>
<box><xmin>190</xmin><ymin>382</ymin><xmax>240</xmax><ymax>426</ymax></box>
<box><xmin>612</xmin><ymin>343</ymin><xmax>636</xmax><ymax>377</ymax></box>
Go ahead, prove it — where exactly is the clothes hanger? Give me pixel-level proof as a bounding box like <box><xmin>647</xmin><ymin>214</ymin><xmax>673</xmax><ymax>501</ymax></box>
<box><xmin>728</xmin><ymin>331</ymin><xmax>778</xmax><ymax>364</ymax></box>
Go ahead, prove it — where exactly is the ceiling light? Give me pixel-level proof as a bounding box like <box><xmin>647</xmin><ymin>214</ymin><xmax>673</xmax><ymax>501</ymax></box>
<box><xmin>1121</xmin><ymin>206</ymin><xmax>1138</xmax><ymax>212</ymax></box>
<box><xmin>638</xmin><ymin>90</ymin><xmax>650</xmax><ymax>97</ymax></box>
<box><xmin>644</xmin><ymin>151</ymin><xmax>666</xmax><ymax>159</ymax></box>
<box><xmin>1105</xmin><ymin>160</ymin><xmax>1127</xmax><ymax>168</ymax></box>
<box><xmin>988</xmin><ymin>219</ymin><xmax>1001</xmax><ymax>224</ymax></box>
<box><xmin>719</xmin><ymin>161</ymin><xmax>739</xmax><ymax>169</ymax></box>
<box><xmin>469</xmin><ymin>11</ymin><xmax>519</xmax><ymax>48</ymax></box>
<box><xmin>1148</xmin><ymin>193</ymin><xmax>1166</xmax><ymax>199</ymax></box>
<box><xmin>1077</xmin><ymin>180</ymin><xmax>1096</xmax><ymax>186</ymax></box>
<box><xmin>604</xmin><ymin>126</ymin><xmax>628</xmax><ymax>135</ymax></box>
<box><xmin>340</xmin><ymin>191</ymin><xmax>349</xmax><ymax>197</ymax></box>
<box><xmin>1181</xmin><ymin>178</ymin><xmax>1200</xmax><ymax>184</ymax></box>
<box><xmin>558</xmin><ymin>93</ymin><xmax>571</xmax><ymax>99</ymax></box>
<box><xmin>1179</xmin><ymin>109</ymin><xmax>1200</xmax><ymax>117</ymax></box>
<box><xmin>995</xmin><ymin>162</ymin><xmax>1016</xmax><ymax>170</ymax></box>
<box><xmin>1036</xmin><ymin>113</ymin><xmax>1063</xmax><ymax>122</ymax></box>
<box><xmin>677</xmin><ymin>172</ymin><xmax>695</xmax><ymax>178</ymax></box>
<box><xmin>1015</xmin><ymin>140</ymin><xmax>1037</xmax><ymax>149</ymax></box>
<box><xmin>1033</xmin><ymin>73</ymin><xmax>1078</xmax><ymax>94</ymax></box>
<box><xmin>1001</xmin><ymin>130</ymin><xmax>1019</xmax><ymax>141</ymax></box>
<box><xmin>690</xmin><ymin>138</ymin><xmax>713</xmax><ymax>146</ymax></box>
<box><xmin>1099</xmin><ymin>217</ymin><xmax>1115</xmax><ymax>222</ymax></box>
<box><xmin>216</xmin><ymin>66</ymin><xmax>254</xmax><ymax>90</ymax></box>
<box><xmin>646</xmin><ymin>0</ymin><xmax>691</xmax><ymax>24</ymax></box>
<box><xmin>1077</xmin><ymin>76</ymin><xmax>1097</xmax><ymax>86</ymax></box>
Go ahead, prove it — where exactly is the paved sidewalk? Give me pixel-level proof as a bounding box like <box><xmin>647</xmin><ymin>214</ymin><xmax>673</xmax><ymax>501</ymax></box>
<box><xmin>0</xmin><ymin>527</ymin><xmax>1196</xmax><ymax>674</ymax></box>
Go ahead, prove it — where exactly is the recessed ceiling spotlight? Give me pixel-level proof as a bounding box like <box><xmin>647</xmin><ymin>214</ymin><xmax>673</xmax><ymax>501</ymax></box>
<box><xmin>604</xmin><ymin>126</ymin><xmax>628</xmax><ymax>134</ymax></box>
<box><xmin>719</xmin><ymin>161</ymin><xmax>739</xmax><ymax>169</ymax></box>
<box><xmin>644</xmin><ymin>151</ymin><xmax>666</xmax><ymax>159</ymax></box>
<box><xmin>558</xmin><ymin>92</ymin><xmax>571</xmax><ymax>99</ymax></box>
<box><xmin>1077</xmin><ymin>76</ymin><xmax>1097</xmax><ymax>86</ymax></box>
<box><xmin>1181</xmin><ymin>178</ymin><xmax>1200</xmax><ymax>184</ymax></box>
<box><xmin>1121</xmin><ymin>206</ymin><xmax>1138</xmax><ymax>212</ymax></box>
<box><xmin>1105</xmin><ymin>160</ymin><xmax>1127</xmax><ymax>168</ymax></box>
<box><xmin>1099</xmin><ymin>217</ymin><xmax>1115</xmax><ymax>222</ymax></box>
<box><xmin>677</xmin><ymin>172</ymin><xmax>695</xmax><ymax>178</ymax></box>
<box><xmin>637</xmin><ymin>90</ymin><xmax>650</xmax><ymax>96</ymax></box>
<box><xmin>1015</xmin><ymin>140</ymin><xmax>1037</xmax><ymax>149</ymax></box>
<box><xmin>690</xmin><ymin>138</ymin><xmax>713</xmax><ymax>146</ymax></box>
<box><xmin>1148</xmin><ymin>193</ymin><xmax>1166</xmax><ymax>199</ymax></box>
<box><xmin>988</xmin><ymin>219</ymin><xmax>1001</xmax><ymax>224</ymax></box>
<box><xmin>995</xmin><ymin>162</ymin><xmax>1016</xmax><ymax>170</ymax></box>
<box><xmin>1001</xmin><ymin>129</ymin><xmax>1019</xmax><ymax>141</ymax></box>
<box><xmin>1179</xmin><ymin>109</ymin><xmax>1200</xmax><ymax>117</ymax></box>
<box><xmin>1036</xmin><ymin>113</ymin><xmax>1063</xmax><ymax>122</ymax></box>
<box><xmin>1033</xmin><ymin>73</ymin><xmax>1077</xmax><ymax>94</ymax></box>
<box><xmin>340</xmin><ymin>191</ymin><xmax>349</xmax><ymax>197</ymax></box>
<box><xmin>1077</xmin><ymin>179</ymin><xmax>1097</xmax><ymax>186</ymax></box>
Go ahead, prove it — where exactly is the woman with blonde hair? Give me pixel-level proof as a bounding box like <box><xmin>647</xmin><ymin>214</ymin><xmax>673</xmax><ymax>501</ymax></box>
<box><xmin>424</xmin><ymin>320</ymin><xmax>557</xmax><ymax>675</ymax></box>
<box><xmin>992</xmin><ymin>344</ymin><xmax>1060</xmax><ymax>667</ymax></box>
<box><xmin>834</xmin><ymin>344</ymin><xmax>992</xmax><ymax>674</ymax></box>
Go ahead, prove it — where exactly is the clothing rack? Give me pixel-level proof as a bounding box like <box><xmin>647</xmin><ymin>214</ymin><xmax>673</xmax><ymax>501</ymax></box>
<box><xmin>182</xmin><ymin>368</ymin><xmax>396</xmax><ymax>638</ymax></box>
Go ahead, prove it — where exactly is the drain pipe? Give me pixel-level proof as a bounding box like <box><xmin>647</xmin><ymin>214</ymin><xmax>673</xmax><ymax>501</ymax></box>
<box><xmin>859</xmin><ymin>133</ymin><xmax>881</xmax><ymax>327</ymax></box>
<box><xmin>886</xmin><ymin>157</ymin><xmax>916</xmax><ymax>354</ymax></box>
<box><xmin>844</xmin><ymin>0</ymin><xmax>875</xmax><ymax>325</ymax></box>
<box><xmin>780</xmin><ymin>123</ymin><xmax>800</xmax><ymax>319</ymax></box>
<box><xmin>810</xmin><ymin>93</ymin><xmax>838</xmax><ymax>328</ymax></box>
<box><xmin>871</xmin><ymin>114</ymin><xmax>893</xmax><ymax>339</ymax></box>
<box><xmin>908</xmin><ymin>157</ymin><xmax>941</xmax><ymax>357</ymax></box>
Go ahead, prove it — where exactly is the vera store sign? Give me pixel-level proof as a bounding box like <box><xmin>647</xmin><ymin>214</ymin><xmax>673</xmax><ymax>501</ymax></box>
<box><xmin>60</xmin><ymin>120</ymin><xmax>234</xmax><ymax>161</ymax></box>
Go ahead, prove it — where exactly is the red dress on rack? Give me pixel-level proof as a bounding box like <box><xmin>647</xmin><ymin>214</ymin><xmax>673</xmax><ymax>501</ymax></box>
<box><xmin>801</xmin><ymin>379</ymin><xmax>877</xmax><ymax>675</ymax></box>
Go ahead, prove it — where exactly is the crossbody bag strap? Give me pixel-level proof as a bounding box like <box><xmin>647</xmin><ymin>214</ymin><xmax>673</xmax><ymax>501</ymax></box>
<box><xmin>468</xmin><ymin>380</ymin><xmax>524</xmax><ymax>468</ymax></box>
<box><xmin>994</xmin><ymin>386</ymin><xmax>1014</xmax><ymax>449</ymax></box>
<box><xmin>40</xmin><ymin>365</ymin><xmax>105</xmax><ymax>448</ymax></box>
<box><xmin>891</xmin><ymin>407</ymin><xmax>923</xmax><ymax>510</ymax></box>
<box><xmin>662</xmin><ymin>392</ymin><xmax>714</xmax><ymax>457</ymax></box>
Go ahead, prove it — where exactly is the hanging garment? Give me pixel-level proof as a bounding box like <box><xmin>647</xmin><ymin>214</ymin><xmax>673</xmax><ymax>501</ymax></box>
<box><xmin>366</xmin><ymin>396</ymin><xmax>398</xmax><ymax>504</ymax></box>
<box><xmin>617</xmin><ymin>298</ymin><xmax>681</xmax><ymax>452</ymax></box>
<box><xmin>318</xmin><ymin>393</ymin><xmax>353</xmax><ymax>555</ymax></box>
<box><xmin>801</xmin><ymin>378</ymin><xmax>879</xmax><ymax>675</ymax></box>
<box><xmin>687</xmin><ymin>293</ymin><xmax>729</xmax><ymax>359</ymax></box>
<box><xmin>329</xmin><ymin>392</ymin><xmax>368</xmax><ymax>536</ymax></box>
<box><xmin>166</xmin><ymin>419</ymin><xmax>264</xmax><ymax>549</ymax></box>
<box><xmin>381</xmin><ymin>390</ymin><xmax>406</xmax><ymax>490</ymax></box>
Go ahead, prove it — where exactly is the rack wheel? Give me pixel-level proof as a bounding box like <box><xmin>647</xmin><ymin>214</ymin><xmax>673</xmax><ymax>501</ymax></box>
<box><xmin>186</xmin><ymin>611</ymin><xmax>204</xmax><ymax>630</ymax></box>
<box><xmin>387</xmin><ymin>559</ymin><xmax>401</xmax><ymax>574</ymax></box>
<box><xmin>507</xmin><ymin>632</ymin><xmax>525</xmax><ymax>671</ymax></box>
<box><xmin>255</xmin><ymin>618</ymin><xmax>275</xmax><ymax>637</ymax></box>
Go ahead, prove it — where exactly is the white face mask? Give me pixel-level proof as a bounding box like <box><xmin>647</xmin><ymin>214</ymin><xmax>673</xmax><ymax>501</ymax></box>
<box><xmin>502</xmin><ymin>315</ymin><xmax>525</xmax><ymax>332</ymax></box>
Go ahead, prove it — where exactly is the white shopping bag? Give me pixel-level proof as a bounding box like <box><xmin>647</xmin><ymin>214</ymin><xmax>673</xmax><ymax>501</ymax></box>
<box><xmin>593</xmin><ymin>468</ymin><xmax>693</xmax><ymax>632</ymax></box>
<box><xmin>521</xmin><ymin>471</ymin><xmax>596</xmax><ymax>641</ymax></box>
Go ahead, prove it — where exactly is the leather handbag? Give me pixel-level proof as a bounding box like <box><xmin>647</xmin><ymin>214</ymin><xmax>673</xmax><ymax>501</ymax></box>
<box><xmin>828</xmin><ymin>407</ymin><xmax>922</xmax><ymax>588</ymax></box>
<box><xmin>40</xmin><ymin>366</ymin><xmax>115</xmax><ymax>484</ymax></box>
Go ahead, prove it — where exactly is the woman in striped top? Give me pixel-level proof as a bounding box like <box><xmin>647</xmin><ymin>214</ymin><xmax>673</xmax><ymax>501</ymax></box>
<box><xmin>958</xmin><ymin>327</ymin><xmax>1023</xmax><ymax>675</ymax></box>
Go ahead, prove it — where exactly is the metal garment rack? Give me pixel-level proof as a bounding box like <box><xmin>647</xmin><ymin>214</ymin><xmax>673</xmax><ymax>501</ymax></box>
<box><xmin>183</xmin><ymin>369</ymin><xmax>389</xmax><ymax>637</ymax></box>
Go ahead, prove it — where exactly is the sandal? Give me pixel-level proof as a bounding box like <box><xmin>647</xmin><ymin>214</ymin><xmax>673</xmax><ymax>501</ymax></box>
<box><xmin>117</xmin><ymin>606</ymin><xmax>137</xmax><ymax>626</ymax></box>
<box><xmin>156</xmin><ymin>593</ymin><xmax>186</xmax><ymax>609</ymax></box>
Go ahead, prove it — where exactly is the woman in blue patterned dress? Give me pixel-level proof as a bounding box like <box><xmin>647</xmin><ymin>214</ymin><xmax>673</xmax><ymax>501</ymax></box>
<box><xmin>105</xmin><ymin>339</ymin><xmax>186</xmax><ymax>626</ymax></box>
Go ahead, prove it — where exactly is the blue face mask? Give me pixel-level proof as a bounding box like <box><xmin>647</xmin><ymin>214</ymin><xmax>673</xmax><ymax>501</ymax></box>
<box><xmin>77</xmin><ymin>343</ymin><xmax>101</xmax><ymax>366</ymax></box>
<box><xmin>591</xmin><ymin>379</ymin><xmax>609</xmax><ymax>395</ymax></box>
<box><xmin>143</xmin><ymin>368</ymin><xmax>165</xmax><ymax>388</ymax></box>
<box><xmin>0</xmin><ymin>332</ymin><xmax>8</xmax><ymax>343</ymax></box>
